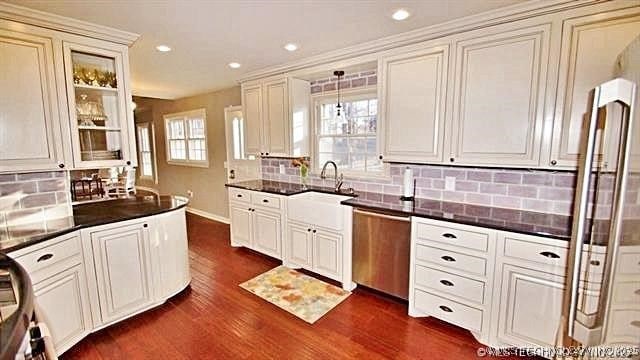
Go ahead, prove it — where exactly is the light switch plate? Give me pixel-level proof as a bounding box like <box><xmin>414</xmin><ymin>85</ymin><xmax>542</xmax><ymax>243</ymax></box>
<box><xmin>279</xmin><ymin>164</ymin><xmax>286</xmax><ymax>174</ymax></box>
<box><xmin>445</xmin><ymin>176</ymin><xmax>456</xmax><ymax>191</ymax></box>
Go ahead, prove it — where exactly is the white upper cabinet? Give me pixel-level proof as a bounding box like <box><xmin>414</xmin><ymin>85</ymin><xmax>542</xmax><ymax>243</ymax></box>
<box><xmin>242</xmin><ymin>82</ymin><xmax>263</xmax><ymax>157</ymax></box>
<box><xmin>380</xmin><ymin>44</ymin><xmax>449</xmax><ymax>163</ymax></box>
<box><xmin>449</xmin><ymin>22</ymin><xmax>551</xmax><ymax>167</ymax></box>
<box><xmin>240</xmin><ymin>77</ymin><xmax>310</xmax><ymax>158</ymax></box>
<box><xmin>550</xmin><ymin>7</ymin><xmax>640</xmax><ymax>168</ymax></box>
<box><xmin>263</xmin><ymin>78</ymin><xmax>289</xmax><ymax>156</ymax></box>
<box><xmin>0</xmin><ymin>25</ymin><xmax>67</xmax><ymax>172</ymax></box>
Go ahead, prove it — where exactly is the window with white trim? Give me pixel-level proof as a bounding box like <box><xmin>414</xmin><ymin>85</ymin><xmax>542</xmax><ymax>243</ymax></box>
<box><xmin>163</xmin><ymin>109</ymin><xmax>209</xmax><ymax>167</ymax></box>
<box><xmin>315</xmin><ymin>93</ymin><xmax>382</xmax><ymax>174</ymax></box>
<box><xmin>136</xmin><ymin>123</ymin><xmax>154</xmax><ymax>179</ymax></box>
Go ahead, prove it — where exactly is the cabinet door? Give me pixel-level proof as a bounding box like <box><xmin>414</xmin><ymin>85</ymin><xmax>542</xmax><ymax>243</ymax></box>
<box><xmin>286</xmin><ymin>222</ymin><xmax>313</xmax><ymax>268</ymax></box>
<box><xmin>0</xmin><ymin>28</ymin><xmax>66</xmax><ymax>172</ymax></box>
<box><xmin>155</xmin><ymin>208</ymin><xmax>190</xmax><ymax>298</ymax></box>
<box><xmin>551</xmin><ymin>9</ymin><xmax>640</xmax><ymax>168</ymax></box>
<box><xmin>497</xmin><ymin>264</ymin><xmax>565</xmax><ymax>348</ymax></box>
<box><xmin>252</xmin><ymin>209</ymin><xmax>282</xmax><ymax>259</ymax></box>
<box><xmin>449</xmin><ymin>24</ymin><xmax>550</xmax><ymax>166</ymax></box>
<box><xmin>229</xmin><ymin>204</ymin><xmax>252</xmax><ymax>247</ymax></box>
<box><xmin>263</xmin><ymin>78</ymin><xmax>289</xmax><ymax>156</ymax></box>
<box><xmin>33</xmin><ymin>265</ymin><xmax>91</xmax><ymax>355</ymax></box>
<box><xmin>242</xmin><ymin>83</ymin><xmax>263</xmax><ymax>156</ymax></box>
<box><xmin>313</xmin><ymin>230</ymin><xmax>342</xmax><ymax>281</ymax></box>
<box><xmin>381</xmin><ymin>45</ymin><xmax>449</xmax><ymax>163</ymax></box>
<box><xmin>62</xmin><ymin>41</ymin><xmax>135</xmax><ymax>169</ymax></box>
<box><xmin>90</xmin><ymin>222</ymin><xmax>153</xmax><ymax>324</ymax></box>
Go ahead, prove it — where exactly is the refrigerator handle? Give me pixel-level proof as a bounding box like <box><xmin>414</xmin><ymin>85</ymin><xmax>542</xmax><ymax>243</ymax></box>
<box><xmin>566</xmin><ymin>78</ymin><xmax>637</xmax><ymax>341</ymax></box>
<box><xmin>566</xmin><ymin>87</ymin><xmax>600</xmax><ymax>337</ymax></box>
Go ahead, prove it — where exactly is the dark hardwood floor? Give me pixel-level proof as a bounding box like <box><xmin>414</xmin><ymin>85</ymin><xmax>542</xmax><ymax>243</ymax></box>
<box><xmin>61</xmin><ymin>213</ymin><xmax>533</xmax><ymax>360</ymax></box>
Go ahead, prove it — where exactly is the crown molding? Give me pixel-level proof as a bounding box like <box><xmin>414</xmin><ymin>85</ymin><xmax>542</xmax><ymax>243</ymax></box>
<box><xmin>239</xmin><ymin>0</ymin><xmax>606</xmax><ymax>83</ymax></box>
<box><xmin>0</xmin><ymin>1</ymin><xmax>139</xmax><ymax>45</ymax></box>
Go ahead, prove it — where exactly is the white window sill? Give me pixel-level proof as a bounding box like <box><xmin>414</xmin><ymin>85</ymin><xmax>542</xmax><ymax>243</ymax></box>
<box><xmin>167</xmin><ymin>160</ymin><xmax>210</xmax><ymax>168</ymax></box>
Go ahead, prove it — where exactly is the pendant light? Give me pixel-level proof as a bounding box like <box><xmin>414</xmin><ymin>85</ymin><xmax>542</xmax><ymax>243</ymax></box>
<box><xmin>334</xmin><ymin>70</ymin><xmax>345</xmax><ymax>116</ymax></box>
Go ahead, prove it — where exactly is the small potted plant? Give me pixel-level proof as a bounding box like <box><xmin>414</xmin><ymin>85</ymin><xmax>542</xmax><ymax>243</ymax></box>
<box><xmin>291</xmin><ymin>157</ymin><xmax>310</xmax><ymax>188</ymax></box>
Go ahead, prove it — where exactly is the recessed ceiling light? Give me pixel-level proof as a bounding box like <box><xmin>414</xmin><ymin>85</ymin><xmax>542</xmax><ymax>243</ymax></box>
<box><xmin>228</xmin><ymin>62</ymin><xmax>241</xmax><ymax>69</ymax></box>
<box><xmin>392</xmin><ymin>9</ymin><xmax>410</xmax><ymax>21</ymax></box>
<box><xmin>155</xmin><ymin>45</ymin><xmax>172</xmax><ymax>52</ymax></box>
<box><xmin>284</xmin><ymin>43</ymin><xmax>298</xmax><ymax>52</ymax></box>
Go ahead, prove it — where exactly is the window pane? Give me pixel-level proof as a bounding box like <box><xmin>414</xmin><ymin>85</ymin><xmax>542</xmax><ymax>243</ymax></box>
<box><xmin>232</xmin><ymin>116</ymin><xmax>245</xmax><ymax>160</ymax></box>
<box><xmin>142</xmin><ymin>153</ymin><xmax>152</xmax><ymax>176</ymax></box>
<box><xmin>168</xmin><ymin>119</ymin><xmax>184</xmax><ymax>140</ymax></box>
<box><xmin>170</xmin><ymin>139</ymin><xmax>186</xmax><ymax>160</ymax></box>
<box><xmin>188</xmin><ymin>118</ymin><xmax>205</xmax><ymax>139</ymax></box>
<box><xmin>188</xmin><ymin>139</ymin><xmax>206</xmax><ymax>161</ymax></box>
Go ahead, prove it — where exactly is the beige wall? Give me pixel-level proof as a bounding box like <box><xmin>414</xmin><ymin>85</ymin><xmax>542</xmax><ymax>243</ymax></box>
<box><xmin>133</xmin><ymin>86</ymin><xmax>241</xmax><ymax>219</ymax></box>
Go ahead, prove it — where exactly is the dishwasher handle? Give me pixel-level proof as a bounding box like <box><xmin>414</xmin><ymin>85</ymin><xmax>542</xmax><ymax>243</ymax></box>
<box><xmin>353</xmin><ymin>208</ymin><xmax>411</xmax><ymax>222</ymax></box>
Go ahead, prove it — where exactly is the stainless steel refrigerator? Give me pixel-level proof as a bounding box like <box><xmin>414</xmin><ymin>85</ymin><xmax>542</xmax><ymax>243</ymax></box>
<box><xmin>564</xmin><ymin>35</ymin><xmax>640</xmax><ymax>354</ymax></box>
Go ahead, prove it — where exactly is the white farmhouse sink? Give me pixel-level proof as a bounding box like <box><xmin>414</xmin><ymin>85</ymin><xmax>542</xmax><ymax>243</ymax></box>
<box><xmin>287</xmin><ymin>192</ymin><xmax>352</xmax><ymax>231</ymax></box>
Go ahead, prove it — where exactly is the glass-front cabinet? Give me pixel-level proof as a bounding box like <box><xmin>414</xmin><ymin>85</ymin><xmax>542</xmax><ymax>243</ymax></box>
<box><xmin>63</xmin><ymin>42</ymin><xmax>136</xmax><ymax>168</ymax></box>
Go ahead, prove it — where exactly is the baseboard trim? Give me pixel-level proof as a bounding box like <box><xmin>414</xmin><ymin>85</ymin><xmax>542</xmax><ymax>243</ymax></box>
<box><xmin>186</xmin><ymin>207</ymin><xmax>230</xmax><ymax>224</ymax></box>
<box><xmin>135</xmin><ymin>186</ymin><xmax>159</xmax><ymax>194</ymax></box>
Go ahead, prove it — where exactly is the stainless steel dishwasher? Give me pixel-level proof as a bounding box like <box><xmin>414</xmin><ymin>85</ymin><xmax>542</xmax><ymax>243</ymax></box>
<box><xmin>352</xmin><ymin>208</ymin><xmax>411</xmax><ymax>300</ymax></box>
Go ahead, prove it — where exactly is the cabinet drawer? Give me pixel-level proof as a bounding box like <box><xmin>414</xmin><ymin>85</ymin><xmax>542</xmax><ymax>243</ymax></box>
<box><xmin>251</xmin><ymin>193</ymin><xmax>281</xmax><ymax>210</ymax></box>
<box><xmin>13</xmin><ymin>233</ymin><xmax>81</xmax><ymax>276</ymax></box>
<box><xmin>618</xmin><ymin>252</ymin><xmax>640</xmax><ymax>275</ymax></box>
<box><xmin>503</xmin><ymin>237</ymin><xmax>567</xmax><ymax>268</ymax></box>
<box><xmin>612</xmin><ymin>281</ymin><xmax>640</xmax><ymax>306</ymax></box>
<box><xmin>228</xmin><ymin>188</ymin><xmax>251</xmax><ymax>203</ymax></box>
<box><xmin>413</xmin><ymin>288</ymin><xmax>483</xmax><ymax>332</ymax></box>
<box><xmin>415</xmin><ymin>221</ymin><xmax>489</xmax><ymax>252</ymax></box>
<box><xmin>415</xmin><ymin>244</ymin><xmax>487</xmax><ymax>276</ymax></box>
<box><xmin>608</xmin><ymin>310</ymin><xmax>640</xmax><ymax>340</ymax></box>
<box><xmin>414</xmin><ymin>265</ymin><xmax>485</xmax><ymax>304</ymax></box>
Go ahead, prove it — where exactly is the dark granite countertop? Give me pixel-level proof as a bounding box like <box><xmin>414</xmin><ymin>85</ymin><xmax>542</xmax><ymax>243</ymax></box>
<box><xmin>0</xmin><ymin>253</ymin><xmax>33</xmax><ymax>360</ymax></box>
<box><xmin>226</xmin><ymin>180</ymin><xmax>573</xmax><ymax>240</ymax></box>
<box><xmin>341</xmin><ymin>191</ymin><xmax>573</xmax><ymax>240</ymax></box>
<box><xmin>1</xmin><ymin>195</ymin><xmax>188</xmax><ymax>253</ymax></box>
<box><xmin>225</xmin><ymin>179</ymin><xmax>358</xmax><ymax>197</ymax></box>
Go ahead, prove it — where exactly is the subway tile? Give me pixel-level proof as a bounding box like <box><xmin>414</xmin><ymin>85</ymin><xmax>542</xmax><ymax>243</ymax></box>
<box><xmin>494</xmin><ymin>172</ymin><xmax>522</xmax><ymax>184</ymax></box>
<box><xmin>465</xmin><ymin>204</ymin><xmax>491</xmax><ymax>217</ymax></box>
<box><xmin>44</xmin><ymin>205</ymin><xmax>72</xmax><ymax>219</ymax></box>
<box><xmin>465</xmin><ymin>193</ymin><xmax>491</xmax><ymax>206</ymax></box>
<box><xmin>492</xmin><ymin>196</ymin><xmax>521</xmax><ymax>209</ymax></box>
<box><xmin>553</xmin><ymin>173</ymin><xmax>577</xmax><ymax>188</ymax></box>
<box><xmin>491</xmin><ymin>207</ymin><xmax>521</xmax><ymax>222</ymax></box>
<box><xmin>37</xmin><ymin>179</ymin><xmax>66</xmax><ymax>192</ymax></box>
<box><xmin>522</xmin><ymin>199</ymin><xmax>554</xmax><ymax>212</ymax></box>
<box><xmin>538</xmin><ymin>187</ymin><xmax>574</xmax><ymax>202</ymax></box>
<box><xmin>383</xmin><ymin>185</ymin><xmax>401</xmax><ymax>195</ymax></box>
<box><xmin>507</xmin><ymin>185</ymin><xmax>537</xmax><ymax>198</ymax></box>
<box><xmin>417</xmin><ymin>189</ymin><xmax>442</xmax><ymax>200</ymax></box>
<box><xmin>20</xmin><ymin>193</ymin><xmax>56</xmax><ymax>208</ymax></box>
<box><xmin>8</xmin><ymin>221</ymin><xmax>46</xmax><ymax>239</ymax></box>
<box><xmin>551</xmin><ymin>215</ymin><xmax>571</xmax><ymax>229</ymax></box>
<box><xmin>456</xmin><ymin>180</ymin><xmax>478</xmax><ymax>192</ymax></box>
<box><xmin>521</xmin><ymin>212</ymin><xmax>551</xmax><ymax>226</ymax></box>
<box><xmin>420</xmin><ymin>168</ymin><xmax>442</xmax><ymax>178</ymax></box>
<box><xmin>366</xmin><ymin>183</ymin><xmax>383</xmax><ymax>193</ymax></box>
<box><xmin>415</xmin><ymin>178</ymin><xmax>431</xmax><ymax>189</ymax></box>
<box><xmin>0</xmin><ymin>174</ymin><xmax>16</xmax><ymax>183</ymax></box>
<box><xmin>523</xmin><ymin>173</ymin><xmax>554</xmax><ymax>186</ymax></box>
<box><xmin>443</xmin><ymin>191</ymin><xmax>465</xmax><ymax>202</ymax></box>
<box><xmin>467</xmin><ymin>171</ymin><xmax>492</xmax><ymax>182</ymax></box>
<box><xmin>5</xmin><ymin>208</ymin><xmax>45</xmax><ymax>226</ymax></box>
<box><xmin>479</xmin><ymin>183</ymin><xmax>507</xmax><ymax>195</ymax></box>
<box><xmin>443</xmin><ymin>169</ymin><xmax>466</xmax><ymax>179</ymax></box>
<box><xmin>0</xmin><ymin>194</ymin><xmax>21</xmax><ymax>211</ymax></box>
<box><xmin>432</xmin><ymin>179</ymin><xmax>445</xmax><ymax>189</ymax></box>
<box><xmin>0</xmin><ymin>182</ymin><xmax>37</xmax><ymax>196</ymax></box>
<box><xmin>16</xmin><ymin>172</ymin><xmax>53</xmax><ymax>181</ymax></box>
<box><xmin>442</xmin><ymin>202</ymin><xmax>465</xmax><ymax>214</ymax></box>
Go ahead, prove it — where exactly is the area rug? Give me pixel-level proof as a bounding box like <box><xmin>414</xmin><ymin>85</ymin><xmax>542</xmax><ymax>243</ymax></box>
<box><xmin>239</xmin><ymin>266</ymin><xmax>351</xmax><ymax>324</ymax></box>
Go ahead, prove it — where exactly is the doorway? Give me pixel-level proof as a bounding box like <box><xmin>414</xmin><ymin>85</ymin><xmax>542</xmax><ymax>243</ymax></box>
<box><xmin>224</xmin><ymin>106</ymin><xmax>260</xmax><ymax>182</ymax></box>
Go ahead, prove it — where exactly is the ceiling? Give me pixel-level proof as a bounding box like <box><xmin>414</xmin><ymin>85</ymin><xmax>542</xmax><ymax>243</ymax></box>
<box><xmin>8</xmin><ymin>0</ymin><xmax>526</xmax><ymax>99</ymax></box>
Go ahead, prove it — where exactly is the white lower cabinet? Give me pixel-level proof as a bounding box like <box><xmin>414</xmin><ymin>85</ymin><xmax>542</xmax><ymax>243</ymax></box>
<box><xmin>88</xmin><ymin>222</ymin><xmax>154</xmax><ymax>324</ymax></box>
<box><xmin>313</xmin><ymin>230</ymin><xmax>342</xmax><ymax>280</ymax></box>
<box><xmin>9</xmin><ymin>207</ymin><xmax>190</xmax><ymax>356</ymax></box>
<box><xmin>496</xmin><ymin>264</ymin><xmax>565</xmax><ymax>347</ymax></box>
<box><xmin>286</xmin><ymin>222</ymin><xmax>313</xmax><ymax>268</ymax></box>
<box><xmin>32</xmin><ymin>264</ymin><xmax>91</xmax><ymax>353</ymax></box>
<box><xmin>228</xmin><ymin>188</ymin><xmax>284</xmax><ymax>259</ymax></box>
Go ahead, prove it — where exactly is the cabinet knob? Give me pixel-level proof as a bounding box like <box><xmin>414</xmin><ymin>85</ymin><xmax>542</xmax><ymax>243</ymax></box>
<box><xmin>550</xmin><ymin>160</ymin><xmax>557</xmax><ymax>166</ymax></box>
<box><xmin>262</xmin><ymin>199</ymin><xmax>269</xmax><ymax>203</ymax></box>
<box><xmin>589</xmin><ymin>260</ymin><xmax>600</xmax><ymax>266</ymax></box>
<box><xmin>265</xmin><ymin>152</ymin><xmax>269</xmax><ymax>156</ymax></box>
<box><xmin>442</xmin><ymin>233</ymin><xmax>457</xmax><ymax>239</ymax></box>
<box><xmin>58</xmin><ymin>163</ymin><xmax>65</xmax><ymax>169</ymax></box>
<box><xmin>539</xmin><ymin>251</ymin><xmax>560</xmax><ymax>259</ymax></box>
<box><xmin>379</xmin><ymin>155</ymin><xmax>383</xmax><ymax>160</ymax></box>
<box><xmin>449</xmin><ymin>157</ymin><xmax>455</xmax><ymax>163</ymax></box>
<box><xmin>312</xmin><ymin>229</ymin><xmax>316</xmax><ymax>233</ymax></box>
<box><xmin>439</xmin><ymin>280</ymin><xmax>454</xmax><ymax>287</ymax></box>
<box><xmin>126</xmin><ymin>161</ymin><xmax>131</xmax><ymax>165</ymax></box>
<box><xmin>237</xmin><ymin>194</ymin><xmax>243</xmax><ymax>198</ymax></box>
<box><xmin>441</xmin><ymin>255</ymin><xmax>456</xmax><ymax>262</ymax></box>
<box><xmin>307</xmin><ymin>228</ymin><xmax>311</xmax><ymax>232</ymax></box>
<box><xmin>439</xmin><ymin>305</ymin><xmax>453</xmax><ymax>313</ymax></box>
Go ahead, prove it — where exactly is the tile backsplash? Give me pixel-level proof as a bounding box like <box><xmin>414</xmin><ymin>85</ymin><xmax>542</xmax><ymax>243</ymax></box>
<box><xmin>0</xmin><ymin>171</ymin><xmax>72</xmax><ymax>243</ymax></box>
<box><xmin>261</xmin><ymin>158</ymin><xmax>640</xmax><ymax>218</ymax></box>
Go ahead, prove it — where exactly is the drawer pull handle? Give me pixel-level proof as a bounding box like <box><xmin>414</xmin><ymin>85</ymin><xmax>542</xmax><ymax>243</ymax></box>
<box><xmin>237</xmin><ymin>194</ymin><xmax>243</xmax><ymax>198</ymax></box>
<box><xmin>440</xmin><ymin>280</ymin><xmax>454</xmax><ymax>287</ymax></box>
<box><xmin>307</xmin><ymin>228</ymin><xmax>311</xmax><ymax>232</ymax></box>
<box><xmin>589</xmin><ymin>260</ymin><xmax>600</xmax><ymax>266</ymax></box>
<box><xmin>439</xmin><ymin>305</ymin><xmax>453</xmax><ymax>313</ymax></box>
<box><xmin>442</xmin><ymin>233</ymin><xmax>457</xmax><ymax>239</ymax></box>
<box><xmin>441</xmin><ymin>255</ymin><xmax>456</xmax><ymax>262</ymax></box>
<box><xmin>263</xmin><ymin>199</ymin><xmax>269</xmax><ymax>203</ymax></box>
<box><xmin>634</xmin><ymin>289</ymin><xmax>640</xmax><ymax>296</ymax></box>
<box><xmin>540</xmin><ymin>251</ymin><xmax>560</xmax><ymax>259</ymax></box>
<box><xmin>631</xmin><ymin>321</ymin><xmax>640</xmax><ymax>328</ymax></box>
<box><xmin>37</xmin><ymin>254</ymin><xmax>54</xmax><ymax>262</ymax></box>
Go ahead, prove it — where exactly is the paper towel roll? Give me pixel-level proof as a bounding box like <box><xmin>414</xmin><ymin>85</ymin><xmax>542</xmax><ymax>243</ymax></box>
<box><xmin>403</xmin><ymin>167</ymin><xmax>414</xmax><ymax>198</ymax></box>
